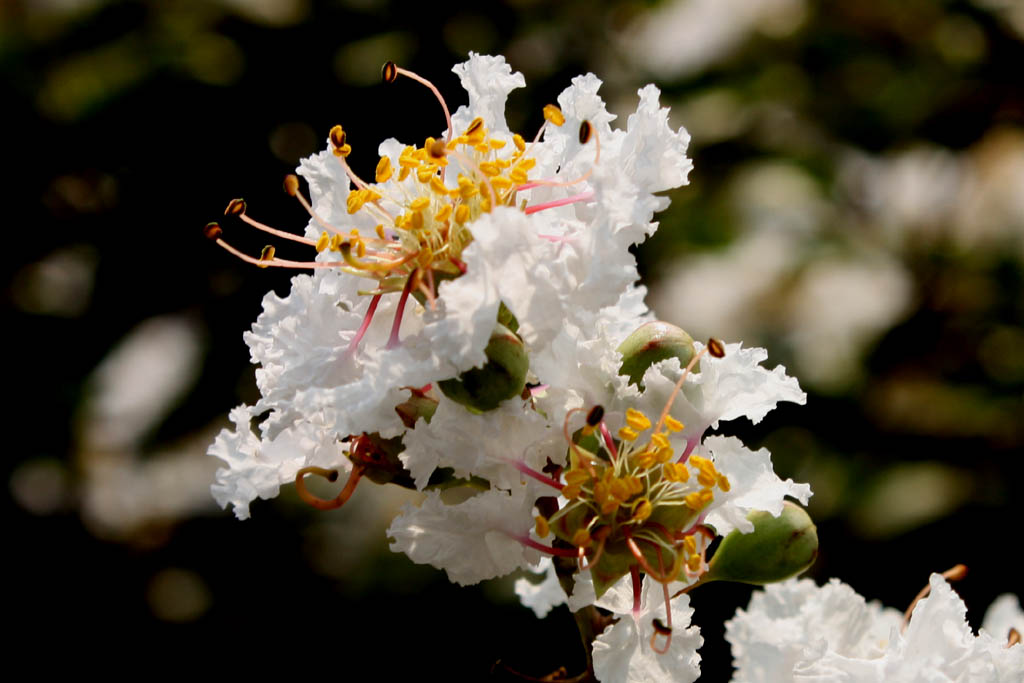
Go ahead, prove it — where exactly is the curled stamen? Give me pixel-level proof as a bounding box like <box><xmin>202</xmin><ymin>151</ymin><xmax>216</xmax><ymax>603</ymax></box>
<box><xmin>295</xmin><ymin>464</ymin><xmax>364</xmax><ymax>511</ymax></box>
<box><xmin>577</xmin><ymin>526</ymin><xmax>610</xmax><ymax>571</ymax></box>
<box><xmin>383</xmin><ymin>62</ymin><xmax>453</xmax><ymax>147</ymax></box>
<box><xmin>623</xmin><ymin>528</ymin><xmax>674</xmax><ymax>583</ymax></box>
<box><xmin>902</xmin><ymin>564</ymin><xmax>969</xmax><ymax>628</ymax></box>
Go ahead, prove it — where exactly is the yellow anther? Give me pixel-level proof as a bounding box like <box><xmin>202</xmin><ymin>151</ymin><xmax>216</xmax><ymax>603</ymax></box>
<box><xmin>490</xmin><ymin>176</ymin><xmax>513</xmax><ymax>190</ymax></box>
<box><xmin>687</xmin><ymin>554</ymin><xmax>702</xmax><ymax>572</ymax></box>
<box><xmin>429</xmin><ymin>175</ymin><xmax>448</xmax><ymax>195</ymax></box>
<box><xmin>543</xmin><ymin>104</ymin><xmax>566</xmax><ymax>126</ymax></box>
<box><xmin>632</xmin><ymin>499</ymin><xmax>652</xmax><ymax>522</ymax></box>
<box><xmin>717</xmin><ymin>474</ymin><xmax>731</xmax><ymax>492</ymax></box>
<box><xmin>627</xmin><ymin>476</ymin><xmax>644</xmax><ymax>495</ymax></box>
<box><xmin>329</xmin><ymin>234</ymin><xmax>344</xmax><ymax>251</ymax></box>
<box><xmin>416</xmin><ymin>166</ymin><xmax>434</xmax><ymax>183</ymax></box>
<box><xmin>375</xmin><ymin>224</ymin><xmax>386</xmax><ymax>240</ymax></box>
<box><xmin>633</xmin><ymin>450</ymin><xmax>657</xmax><ymax>469</ymax></box>
<box><xmin>564</xmin><ymin>469</ymin><xmax>591</xmax><ymax>486</ymax></box>
<box><xmin>688</xmin><ymin>455</ymin><xmax>711</xmax><ymax>470</ymax></box>
<box><xmin>478</xmin><ymin>161</ymin><xmax>500</xmax><ymax>177</ymax></box>
<box><xmin>684</xmin><ymin>492</ymin><xmax>705</xmax><ymax>510</ymax></box>
<box><xmin>409</xmin><ymin>196</ymin><xmax>431</xmax><ymax>212</ymax></box>
<box><xmin>535</xmin><ymin>515</ymin><xmax>550</xmax><ymax>538</ymax></box>
<box><xmin>495</xmin><ymin>158</ymin><xmax>511</xmax><ymax>169</ymax></box>
<box><xmin>454</xmin><ymin>204</ymin><xmax>470</xmax><ymax>224</ymax></box>
<box><xmin>434</xmin><ymin>204</ymin><xmax>453</xmax><ymax>222</ymax></box>
<box><xmin>375</xmin><ymin>156</ymin><xmax>393</xmax><ymax>183</ymax></box>
<box><xmin>651</xmin><ymin>433</ymin><xmax>670</xmax><ymax>449</ymax></box>
<box><xmin>656</xmin><ymin>446</ymin><xmax>674</xmax><ymax>463</ymax></box>
<box><xmin>315</xmin><ymin>231</ymin><xmax>330</xmax><ymax>253</ymax></box>
<box><xmin>698</xmin><ymin>471</ymin><xmax>717</xmax><ymax>488</ymax></box>
<box><xmin>410</xmin><ymin>210</ymin><xmax>424</xmax><ymax>231</ymax></box>
<box><xmin>610</xmin><ymin>478</ymin><xmax>632</xmax><ymax>502</ymax></box>
<box><xmin>333</xmin><ymin>143</ymin><xmax>352</xmax><ymax>158</ymax></box>
<box><xmin>626</xmin><ymin>408</ymin><xmax>652</xmax><ymax>432</ymax></box>
<box><xmin>329</xmin><ymin>125</ymin><xmax>347</xmax><ymax>149</ymax></box>
<box><xmin>203</xmin><ymin>222</ymin><xmax>222</xmax><ymax>241</ymax></box>
<box><xmin>427</xmin><ymin>139</ymin><xmax>446</xmax><ymax>160</ymax></box>
<box><xmin>513</xmin><ymin>133</ymin><xmax>526</xmax><ymax>152</ymax></box>
<box><xmin>258</xmin><ymin>245</ymin><xmax>275</xmax><ymax>267</ymax></box>
<box><xmin>682</xmin><ymin>535</ymin><xmax>697</xmax><ymax>555</ymax></box>
<box><xmin>381</xmin><ymin>60</ymin><xmax>398</xmax><ymax>83</ymax></box>
<box><xmin>474</xmin><ymin>143</ymin><xmax>490</xmax><ymax>154</ymax></box>
<box><xmin>509</xmin><ymin>167</ymin><xmax>528</xmax><ymax>185</ymax></box>
<box><xmin>572</xmin><ymin>529</ymin><xmax>593</xmax><ymax>548</ymax></box>
<box><xmin>618</xmin><ymin>426</ymin><xmax>638</xmax><ymax>442</ymax></box>
<box><xmin>562</xmin><ymin>484</ymin><xmax>581</xmax><ymax>500</ymax></box>
<box><xmin>398</xmin><ymin>148</ymin><xmax>419</xmax><ymax>168</ymax></box>
<box><xmin>708</xmin><ymin>338</ymin><xmax>726</xmax><ymax>358</ymax></box>
<box><xmin>518</xmin><ymin>158</ymin><xmax>536</xmax><ymax>171</ymax></box>
<box><xmin>663</xmin><ymin>463</ymin><xmax>689</xmax><ymax>483</ymax></box>
<box><xmin>465</xmin><ymin>117</ymin><xmax>484</xmax><ymax>136</ymax></box>
<box><xmin>357</xmin><ymin>239</ymin><xmax>366</xmax><ymax>258</ymax></box>
<box><xmin>398</xmin><ymin>167</ymin><xmax>411</xmax><ymax>181</ymax></box>
<box><xmin>488</xmin><ymin>138</ymin><xmax>506</xmax><ymax>149</ymax></box>
<box><xmin>665</xmin><ymin>416</ymin><xmax>684</xmax><ymax>433</ymax></box>
<box><xmin>346</xmin><ymin>190</ymin><xmax>365</xmax><ymax>215</ymax></box>
<box><xmin>225</xmin><ymin>198</ymin><xmax>246</xmax><ymax>216</ymax></box>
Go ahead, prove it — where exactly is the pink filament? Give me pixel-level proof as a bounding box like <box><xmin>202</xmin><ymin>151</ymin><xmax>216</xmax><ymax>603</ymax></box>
<box><xmin>386</xmin><ymin>272</ymin><xmax>416</xmax><ymax>350</ymax></box>
<box><xmin>599</xmin><ymin>422</ymin><xmax>617</xmax><ymax>459</ymax></box>
<box><xmin>511</xmin><ymin>460</ymin><xmax>564</xmax><ymax>491</ymax></box>
<box><xmin>524</xmin><ymin>191</ymin><xmax>594</xmax><ymax>215</ymax></box>
<box><xmin>347</xmin><ymin>294</ymin><xmax>382</xmax><ymax>354</ymax></box>
<box><xmin>513</xmin><ymin>534</ymin><xmax>578</xmax><ymax>558</ymax></box>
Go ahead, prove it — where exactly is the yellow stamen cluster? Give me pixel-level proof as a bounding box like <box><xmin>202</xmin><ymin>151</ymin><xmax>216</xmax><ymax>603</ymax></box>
<box><xmin>331</xmin><ymin>114</ymin><xmax>540</xmax><ymax>293</ymax></box>
<box><xmin>547</xmin><ymin>406</ymin><xmax>730</xmax><ymax>581</ymax></box>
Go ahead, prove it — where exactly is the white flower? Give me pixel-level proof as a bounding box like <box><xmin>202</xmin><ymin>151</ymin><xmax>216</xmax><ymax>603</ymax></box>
<box><xmin>592</xmin><ymin>578</ymin><xmax>703</xmax><ymax>683</ymax></box>
<box><xmin>726</xmin><ymin>574</ymin><xmax>1024</xmax><ymax>682</ymax></box>
<box><xmin>514</xmin><ymin>558</ymin><xmax>566</xmax><ymax>619</ymax></box>
<box><xmin>386</xmin><ymin>485</ymin><xmax>539</xmax><ymax>586</ymax></box>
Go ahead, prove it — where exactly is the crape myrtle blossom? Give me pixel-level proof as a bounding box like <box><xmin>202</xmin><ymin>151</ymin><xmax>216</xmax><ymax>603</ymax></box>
<box><xmin>207</xmin><ymin>52</ymin><xmax>818</xmax><ymax>682</ymax></box>
<box><xmin>209</xmin><ymin>53</ymin><xmax>696</xmax><ymax>519</ymax></box>
<box><xmin>726</xmin><ymin>574</ymin><xmax>1024</xmax><ymax>681</ymax></box>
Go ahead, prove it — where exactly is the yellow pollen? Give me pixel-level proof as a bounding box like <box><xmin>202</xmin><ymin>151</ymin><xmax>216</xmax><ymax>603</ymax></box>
<box><xmin>610</xmin><ymin>478</ymin><xmax>632</xmax><ymax>502</ymax></box>
<box><xmin>283</xmin><ymin>174</ymin><xmax>299</xmax><ymax>197</ymax></box>
<box><xmin>429</xmin><ymin>175</ymin><xmax>448</xmax><ymax>195</ymax></box>
<box><xmin>651</xmin><ymin>433</ymin><xmax>670</xmax><ymax>449</ymax></box>
<box><xmin>333</xmin><ymin>143</ymin><xmax>352</xmax><ymax>158</ymax></box>
<box><xmin>663</xmin><ymin>462</ymin><xmax>689</xmax><ymax>483</ymax></box>
<box><xmin>665</xmin><ymin>416</ymin><xmax>685</xmax><ymax>433</ymax></box>
<box><xmin>698</xmin><ymin>471</ymin><xmax>717</xmax><ymax>488</ymax></box>
<box><xmin>409</xmin><ymin>196</ymin><xmax>431</xmax><ymax>212</ymax></box>
<box><xmin>454</xmin><ymin>204</ymin><xmax>470</xmax><ymax>224</ymax></box>
<box><xmin>543</xmin><ymin>104</ymin><xmax>565</xmax><ymax>126</ymax></box>
<box><xmin>490</xmin><ymin>176</ymin><xmax>513</xmax><ymax>190</ymax></box>
<box><xmin>618</xmin><ymin>426</ymin><xmax>638</xmax><ymax>442</ymax></box>
<box><xmin>656</xmin><ymin>446</ymin><xmax>674</xmax><ymax>463</ymax></box>
<box><xmin>535</xmin><ymin>515</ymin><xmax>550</xmax><ymax>538</ymax></box>
<box><xmin>375</xmin><ymin>156</ymin><xmax>393</xmax><ymax>183</ymax></box>
<box><xmin>625</xmin><ymin>408</ymin><xmax>652</xmax><ymax>432</ymax></box>
<box><xmin>509</xmin><ymin>167</ymin><xmax>528</xmax><ymax>185</ymax></box>
<box><xmin>434</xmin><ymin>204</ymin><xmax>453</xmax><ymax>222</ymax></box>
<box><xmin>717</xmin><ymin>474</ymin><xmax>731</xmax><ymax>492</ymax></box>
<box><xmin>684</xmin><ymin>492</ymin><xmax>705</xmax><ymax>510</ymax></box>
<box><xmin>478</xmin><ymin>161</ymin><xmax>500</xmax><ymax>177</ymax></box>
<box><xmin>410</xmin><ymin>210</ymin><xmax>424</xmax><ymax>231</ymax></box>
<box><xmin>329</xmin><ymin>234</ymin><xmax>344</xmax><ymax>251</ymax></box>
<box><xmin>465</xmin><ymin>117</ymin><xmax>484</xmax><ymax>136</ymax></box>
<box><xmin>474</xmin><ymin>143</ymin><xmax>490</xmax><ymax>154</ymax></box>
<box><xmin>398</xmin><ymin>166</ymin><xmax>411</xmax><ymax>181</ymax></box>
<box><xmin>488</xmin><ymin>138</ymin><xmax>506</xmax><ymax>149</ymax></box>
<box><xmin>513</xmin><ymin>133</ymin><xmax>526</xmax><ymax>152</ymax></box>
<box><xmin>375</xmin><ymin>224</ymin><xmax>386</xmax><ymax>240</ymax></box>
<box><xmin>416</xmin><ymin>166</ymin><xmax>434</xmax><ymax>183</ymax></box>
<box><xmin>572</xmin><ymin>529</ymin><xmax>592</xmax><ymax>548</ymax></box>
<box><xmin>687</xmin><ymin>554</ymin><xmax>702</xmax><ymax>572</ymax></box>
<box><xmin>633</xmin><ymin>450</ymin><xmax>657</xmax><ymax>469</ymax></box>
<box><xmin>357</xmin><ymin>239</ymin><xmax>366</xmax><ymax>258</ymax></box>
<box><xmin>398</xmin><ymin>147</ymin><xmax>419</xmax><ymax>168</ymax></box>
<box><xmin>632</xmin><ymin>499</ymin><xmax>652</xmax><ymax>522</ymax></box>
<box><xmin>562</xmin><ymin>484</ymin><xmax>581</xmax><ymax>500</ymax></box>
<box><xmin>682</xmin><ymin>536</ymin><xmax>697</xmax><ymax>555</ymax></box>
<box><xmin>315</xmin><ymin>231</ymin><xmax>330</xmax><ymax>253</ymax></box>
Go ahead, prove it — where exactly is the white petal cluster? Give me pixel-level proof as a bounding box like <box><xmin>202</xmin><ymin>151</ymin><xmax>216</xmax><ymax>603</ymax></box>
<box><xmin>726</xmin><ymin>575</ymin><xmax>1024</xmax><ymax>682</ymax></box>
<box><xmin>209</xmin><ymin>52</ymin><xmax>818</xmax><ymax>682</ymax></box>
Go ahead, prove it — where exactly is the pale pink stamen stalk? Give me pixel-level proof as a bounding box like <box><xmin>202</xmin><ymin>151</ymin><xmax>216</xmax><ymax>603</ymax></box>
<box><xmin>346</xmin><ymin>294</ymin><xmax>382</xmax><ymax>355</ymax></box>
<box><xmin>655</xmin><ymin>346</ymin><xmax>710</xmax><ymax>435</ymax></box>
<box><xmin>214</xmin><ymin>239</ymin><xmax>345</xmax><ymax>269</ymax></box>
<box><xmin>424</xmin><ymin>267</ymin><xmax>437</xmax><ymax>311</ymax></box>
<box><xmin>293</xmin><ymin>192</ymin><xmax>344</xmax><ymax>235</ymax></box>
<box><xmin>524</xmin><ymin>191</ymin><xmax>594</xmax><ymax>215</ymax></box>
<box><xmin>517</xmin><ymin>129</ymin><xmax>601</xmax><ymax>192</ymax></box>
<box><xmin>386</xmin><ymin>271</ymin><xmax>416</xmax><ymax>350</ymax></box>
<box><xmin>528</xmin><ymin>384</ymin><xmax>549</xmax><ymax>396</ymax></box>
<box><xmin>239</xmin><ymin>214</ymin><xmax>318</xmax><ymax>246</ymax></box>
<box><xmin>650</xmin><ymin>579</ymin><xmax>674</xmax><ymax>655</ymax></box>
<box><xmin>395</xmin><ymin>66</ymin><xmax>453</xmax><ymax>146</ymax></box>
<box><xmin>511</xmin><ymin>534</ymin><xmax>579</xmax><ymax>558</ymax></box>
<box><xmin>677</xmin><ymin>434</ymin><xmax>701</xmax><ymax>464</ymax></box>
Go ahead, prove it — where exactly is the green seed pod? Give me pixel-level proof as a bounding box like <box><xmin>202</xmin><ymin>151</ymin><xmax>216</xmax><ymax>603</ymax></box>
<box><xmin>618</xmin><ymin>321</ymin><xmax>696</xmax><ymax>389</ymax></box>
<box><xmin>704</xmin><ymin>502</ymin><xmax>818</xmax><ymax>585</ymax></box>
<box><xmin>438</xmin><ymin>322</ymin><xmax>528</xmax><ymax>412</ymax></box>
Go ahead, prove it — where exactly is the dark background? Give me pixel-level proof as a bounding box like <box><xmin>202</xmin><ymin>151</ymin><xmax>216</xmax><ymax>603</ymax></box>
<box><xmin>5</xmin><ymin>0</ymin><xmax>1022</xmax><ymax>679</ymax></box>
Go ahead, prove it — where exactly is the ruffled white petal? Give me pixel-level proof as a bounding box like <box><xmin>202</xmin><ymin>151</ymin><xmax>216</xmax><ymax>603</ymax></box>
<box><xmin>514</xmin><ymin>558</ymin><xmax>567</xmax><ymax>619</ymax></box>
<box><xmin>387</xmin><ymin>486</ymin><xmax>538</xmax><ymax>586</ymax></box>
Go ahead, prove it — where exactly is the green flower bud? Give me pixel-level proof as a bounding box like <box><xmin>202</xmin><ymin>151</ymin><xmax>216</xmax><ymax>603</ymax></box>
<box><xmin>704</xmin><ymin>502</ymin><xmax>818</xmax><ymax>585</ymax></box>
<box><xmin>438</xmin><ymin>323</ymin><xmax>528</xmax><ymax>412</ymax></box>
<box><xmin>394</xmin><ymin>388</ymin><xmax>438</xmax><ymax>428</ymax></box>
<box><xmin>618</xmin><ymin>321</ymin><xmax>696</xmax><ymax>389</ymax></box>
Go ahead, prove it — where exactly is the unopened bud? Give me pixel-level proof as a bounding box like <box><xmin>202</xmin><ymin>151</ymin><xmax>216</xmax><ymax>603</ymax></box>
<box><xmin>704</xmin><ymin>502</ymin><xmax>818</xmax><ymax>585</ymax></box>
<box><xmin>617</xmin><ymin>321</ymin><xmax>697</xmax><ymax>389</ymax></box>
<box><xmin>394</xmin><ymin>389</ymin><xmax>439</xmax><ymax>428</ymax></box>
<box><xmin>438</xmin><ymin>323</ymin><xmax>528</xmax><ymax>412</ymax></box>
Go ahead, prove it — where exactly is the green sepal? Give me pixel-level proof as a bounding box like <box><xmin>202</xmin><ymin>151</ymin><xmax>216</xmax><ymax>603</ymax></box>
<box><xmin>704</xmin><ymin>502</ymin><xmax>818</xmax><ymax>585</ymax></box>
<box><xmin>617</xmin><ymin>321</ymin><xmax>697</xmax><ymax>389</ymax></box>
<box><xmin>438</xmin><ymin>322</ymin><xmax>528</xmax><ymax>412</ymax></box>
